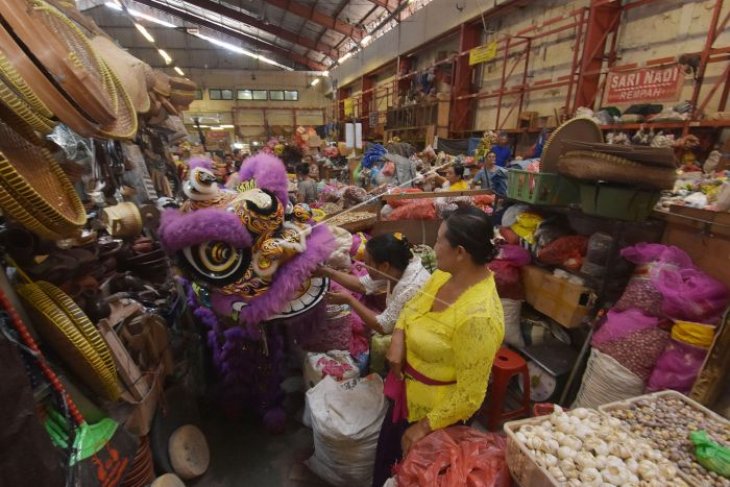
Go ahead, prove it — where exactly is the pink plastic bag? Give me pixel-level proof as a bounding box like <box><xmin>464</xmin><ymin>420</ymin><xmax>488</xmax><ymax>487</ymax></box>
<box><xmin>646</xmin><ymin>339</ymin><xmax>709</xmax><ymax>394</ymax></box>
<box><xmin>396</xmin><ymin>426</ymin><xmax>511</xmax><ymax>487</ymax></box>
<box><xmin>620</xmin><ymin>243</ymin><xmax>694</xmax><ymax>268</ymax></box>
<box><xmin>592</xmin><ymin>309</ymin><xmax>660</xmax><ymax>346</ymax></box>
<box><xmin>497</xmin><ymin>244</ymin><xmax>532</xmax><ymax>267</ymax></box>
<box><xmin>653</xmin><ymin>267</ymin><xmax>729</xmax><ymax>324</ymax></box>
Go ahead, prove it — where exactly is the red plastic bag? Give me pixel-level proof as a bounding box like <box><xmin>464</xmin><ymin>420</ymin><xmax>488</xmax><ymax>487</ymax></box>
<box><xmin>537</xmin><ymin>235</ymin><xmax>588</xmax><ymax>270</ymax></box>
<box><xmin>497</xmin><ymin>244</ymin><xmax>532</xmax><ymax>267</ymax></box>
<box><xmin>488</xmin><ymin>261</ymin><xmax>524</xmax><ymax>300</ymax></box>
<box><xmin>388</xmin><ymin>200</ymin><xmax>437</xmax><ymax>221</ymax></box>
<box><xmin>396</xmin><ymin>426</ymin><xmax>511</xmax><ymax>487</ymax></box>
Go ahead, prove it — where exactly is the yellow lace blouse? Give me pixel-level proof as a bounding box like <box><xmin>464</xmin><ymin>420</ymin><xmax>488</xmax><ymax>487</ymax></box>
<box><xmin>395</xmin><ymin>269</ymin><xmax>504</xmax><ymax>429</ymax></box>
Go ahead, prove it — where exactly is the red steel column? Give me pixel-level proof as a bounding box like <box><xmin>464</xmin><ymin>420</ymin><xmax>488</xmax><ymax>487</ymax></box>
<box><xmin>574</xmin><ymin>0</ymin><xmax>621</xmax><ymax>110</ymax></box>
<box><xmin>450</xmin><ymin>22</ymin><xmax>482</xmax><ymax>135</ymax></box>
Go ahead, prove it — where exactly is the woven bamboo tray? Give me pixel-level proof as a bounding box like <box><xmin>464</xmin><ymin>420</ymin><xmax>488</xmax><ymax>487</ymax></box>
<box><xmin>324</xmin><ymin>211</ymin><xmax>377</xmax><ymax>233</ymax></box>
<box><xmin>504</xmin><ymin>407</ymin><xmax>698</xmax><ymax>487</ymax></box>
<box><xmin>599</xmin><ymin>390</ymin><xmax>730</xmax><ymax>487</ymax></box>
<box><xmin>558</xmin><ymin>150</ymin><xmax>677</xmax><ymax>190</ymax></box>
<box><xmin>541</xmin><ymin>118</ymin><xmax>603</xmax><ymax>173</ymax></box>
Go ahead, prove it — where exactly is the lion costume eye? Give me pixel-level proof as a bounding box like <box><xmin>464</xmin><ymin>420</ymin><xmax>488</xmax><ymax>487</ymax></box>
<box><xmin>180</xmin><ymin>241</ymin><xmax>250</xmax><ymax>284</ymax></box>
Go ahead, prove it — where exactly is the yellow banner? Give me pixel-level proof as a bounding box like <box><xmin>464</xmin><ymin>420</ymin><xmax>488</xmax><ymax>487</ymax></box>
<box><xmin>469</xmin><ymin>41</ymin><xmax>498</xmax><ymax>66</ymax></box>
<box><xmin>343</xmin><ymin>97</ymin><xmax>355</xmax><ymax>117</ymax></box>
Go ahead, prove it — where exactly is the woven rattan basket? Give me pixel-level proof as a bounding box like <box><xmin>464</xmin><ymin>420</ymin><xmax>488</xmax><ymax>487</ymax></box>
<box><xmin>541</xmin><ymin>118</ymin><xmax>603</xmax><ymax>173</ymax></box>
<box><xmin>36</xmin><ymin>281</ymin><xmax>115</xmax><ymax>375</ymax></box>
<box><xmin>91</xmin><ymin>35</ymin><xmax>151</xmax><ymax>115</ymax></box>
<box><xmin>98</xmin><ymin>62</ymin><xmax>139</xmax><ymax>140</ymax></box>
<box><xmin>558</xmin><ymin>150</ymin><xmax>677</xmax><ymax>190</ymax></box>
<box><xmin>0</xmin><ymin>23</ymin><xmax>99</xmax><ymax>136</ymax></box>
<box><xmin>1</xmin><ymin>0</ymin><xmax>117</xmax><ymax>125</ymax></box>
<box><xmin>16</xmin><ymin>281</ymin><xmax>120</xmax><ymax>400</ymax></box>
<box><xmin>0</xmin><ymin>120</ymin><xmax>87</xmax><ymax>237</ymax></box>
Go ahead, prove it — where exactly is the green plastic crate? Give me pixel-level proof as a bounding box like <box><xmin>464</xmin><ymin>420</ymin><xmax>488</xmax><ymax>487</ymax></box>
<box><xmin>507</xmin><ymin>170</ymin><xmax>579</xmax><ymax>206</ymax></box>
<box><xmin>579</xmin><ymin>183</ymin><xmax>660</xmax><ymax>221</ymax></box>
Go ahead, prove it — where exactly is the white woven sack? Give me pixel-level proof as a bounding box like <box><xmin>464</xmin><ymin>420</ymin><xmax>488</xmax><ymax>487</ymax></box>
<box><xmin>306</xmin><ymin>374</ymin><xmax>387</xmax><ymax>487</ymax></box>
<box><xmin>572</xmin><ymin>348</ymin><xmax>644</xmax><ymax>409</ymax></box>
<box><xmin>501</xmin><ymin>298</ymin><xmax>523</xmax><ymax>348</ymax></box>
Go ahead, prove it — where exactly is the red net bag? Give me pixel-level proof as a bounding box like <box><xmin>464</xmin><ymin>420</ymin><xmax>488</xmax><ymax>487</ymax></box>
<box><xmin>396</xmin><ymin>426</ymin><xmax>511</xmax><ymax>487</ymax></box>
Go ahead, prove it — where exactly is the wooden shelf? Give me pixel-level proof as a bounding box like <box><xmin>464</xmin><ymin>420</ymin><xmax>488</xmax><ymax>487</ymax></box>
<box><xmin>599</xmin><ymin>120</ymin><xmax>730</xmax><ymax>130</ymax></box>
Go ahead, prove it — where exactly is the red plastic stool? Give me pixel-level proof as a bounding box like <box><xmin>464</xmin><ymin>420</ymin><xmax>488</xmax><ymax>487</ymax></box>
<box><xmin>483</xmin><ymin>347</ymin><xmax>531</xmax><ymax>431</ymax></box>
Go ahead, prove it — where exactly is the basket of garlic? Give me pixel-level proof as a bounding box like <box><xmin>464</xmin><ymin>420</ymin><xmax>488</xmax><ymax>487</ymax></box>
<box><xmin>504</xmin><ymin>405</ymin><xmax>690</xmax><ymax>487</ymax></box>
<box><xmin>600</xmin><ymin>390</ymin><xmax>730</xmax><ymax>487</ymax></box>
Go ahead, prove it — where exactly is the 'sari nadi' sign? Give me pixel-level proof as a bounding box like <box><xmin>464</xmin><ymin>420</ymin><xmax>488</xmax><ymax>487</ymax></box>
<box><xmin>604</xmin><ymin>65</ymin><xmax>684</xmax><ymax>104</ymax></box>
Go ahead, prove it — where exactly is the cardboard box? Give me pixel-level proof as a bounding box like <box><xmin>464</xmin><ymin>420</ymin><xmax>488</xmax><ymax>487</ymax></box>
<box><xmin>522</xmin><ymin>265</ymin><xmax>595</xmax><ymax>328</ymax></box>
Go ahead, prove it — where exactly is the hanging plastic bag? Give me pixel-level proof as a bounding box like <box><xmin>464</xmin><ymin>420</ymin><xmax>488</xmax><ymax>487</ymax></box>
<box><xmin>653</xmin><ymin>267</ymin><xmax>729</xmax><ymax>324</ymax></box>
<box><xmin>690</xmin><ymin>430</ymin><xmax>730</xmax><ymax>478</ymax></box>
<box><xmin>672</xmin><ymin>320</ymin><xmax>716</xmax><ymax>348</ymax></box>
<box><xmin>646</xmin><ymin>339</ymin><xmax>709</xmax><ymax>394</ymax></box>
<box><xmin>396</xmin><ymin>426</ymin><xmax>511</xmax><ymax>487</ymax></box>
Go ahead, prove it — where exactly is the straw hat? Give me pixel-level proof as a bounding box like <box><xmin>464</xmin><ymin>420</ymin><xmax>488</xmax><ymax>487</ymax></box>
<box><xmin>168</xmin><ymin>425</ymin><xmax>210</xmax><ymax>479</ymax></box>
<box><xmin>91</xmin><ymin>35</ymin><xmax>151</xmax><ymax>115</ymax></box>
<box><xmin>0</xmin><ymin>120</ymin><xmax>87</xmax><ymax>239</ymax></box>
<box><xmin>16</xmin><ymin>281</ymin><xmax>120</xmax><ymax>400</ymax></box>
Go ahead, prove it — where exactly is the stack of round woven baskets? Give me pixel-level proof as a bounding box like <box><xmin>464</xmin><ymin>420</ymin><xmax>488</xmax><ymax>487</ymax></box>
<box><xmin>558</xmin><ymin>150</ymin><xmax>678</xmax><ymax>190</ymax></box>
<box><xmin>16</xmin><ymin>280</ymin><xmax>121</xmax><ymax>400</ymax></box>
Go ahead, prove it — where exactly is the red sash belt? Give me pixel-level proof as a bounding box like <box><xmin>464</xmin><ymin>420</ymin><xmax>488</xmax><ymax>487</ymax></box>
<box><xmin>383</xmin><ymin>363</ymin><xmax>456</xmax><ymax>423</ymax></box>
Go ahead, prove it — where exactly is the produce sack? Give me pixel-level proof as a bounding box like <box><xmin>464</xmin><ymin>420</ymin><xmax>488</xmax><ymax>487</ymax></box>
<box><xmin>614</xmin><ymin>269</ymin><xmax>665</xmax><ymax>317</ymax></box>
<box><xmin>501</xmin><ymin>298</ymin><xmax>523</xmax><ymax>348</ymax></box>
<box><xmin>646</xmin><ymin>339</ymin><xmax>709</xmax><ymax>394</ymax></box>
<box><xmin>690</xmin><ymin>430</ymin><xmax>730</xmax><ymax>478</ymax></box>
<box><xmin>511</xmin><ymin>212</ymin><xmax>543</xmax><ymax>244</ymax></box>
<box><xmin>536</xmin><ymin>235</ymin><xmax>588</xmax><ymax>270</ymax></box>
<box><xmin>620</xmin><ymin>243</ymin><xmax>694</xmax><ymax>268</ymax></box>
<box><xmin>384</xmin><ymin>188</ymin><xmax>423</xmax><ymax>208</ymax></box>
<box><xmin>573</xmin><ymin>348</ymin><xmax>644</xmax><ymax>408</ymax></box>
<box><xmin>592</xmin><ymin>309</ymin><xmax>660</xmax><ymax>346</ymax></box>
<box><xmin>654</xmin><ymin>267</ymin><xmax>729</xmax><ymax>324</ymax></box>
<box><xmin>306</xmin><ymin>375</ymin><xmax>387</xmax><ymax>487</ymax></box>
<box><xmin>395</xmin><ymin>426</ymin><xmax>510</xmax><ymax>487</ymax></box>
<box><xmin>487</xmin><ymin>261</ymin><xmax>524</xmax><ymax>300</ymax></box>
<box><xmin>370</xmin><ymin>333</ymin><xmax>392</xmax><ymax>376</ymax></box>
<box><xmin>593</xmin><ymin>326</ymin><xmax>669</xmax><ymax>381</ymax></box>
<box><xmin>388</xmin><ymin>200</ymin><xmax>436</xmax><ymax>221</ymax></box>
<box><xmin>303</xmin><ymin>351</ymin><xmax>359</xmax><ymax>389</ymax></box>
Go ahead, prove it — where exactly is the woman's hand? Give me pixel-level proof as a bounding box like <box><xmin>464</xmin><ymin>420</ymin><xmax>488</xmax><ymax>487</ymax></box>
<box><xmin>386</xmin><ymin>329</ymin><xmax>405</xmax><ymax>380</ymax></box>
<box><xmin>401</xmin><ymin>420</ymin><xmax>431</xmax><ymax>456</ymax></box>
<box><xmin>313</xmin><ymin>265</ymin><xmax>331</xmax><ymax>278</ymax></box>
<box><xmin>326</xmin><ymin>291</ymin><xmax>352</xmax><ymax>305</ymax></box>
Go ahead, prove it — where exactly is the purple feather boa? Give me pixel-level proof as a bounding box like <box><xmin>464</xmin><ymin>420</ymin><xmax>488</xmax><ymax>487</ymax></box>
<box><xmin>238</xmin><ymin>153</ymin><xmax>289</xmax><ymax>208</ymax></box>
<box><xmin>159</xmin><ymin>208</ymin><xmax>253</xmax><ymax>254</ymax></box>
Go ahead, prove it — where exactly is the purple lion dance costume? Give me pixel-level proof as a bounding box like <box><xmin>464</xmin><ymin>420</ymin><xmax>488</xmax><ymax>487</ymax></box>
<box><xmin>159</xmin><ymin>154</ymin><xmax>335</xmax><ymax>431</ymax></box>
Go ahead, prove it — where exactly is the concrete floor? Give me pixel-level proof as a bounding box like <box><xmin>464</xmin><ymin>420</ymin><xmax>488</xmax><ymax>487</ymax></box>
<box><xmin>191</xmin><ymin>378</ymin><xmax>329</xmax><ymax>487</ymax></box>
<box><xmin>192</xmin><ymin>415</ymin><xmax>329</xmax><ymax>487</ymax></box>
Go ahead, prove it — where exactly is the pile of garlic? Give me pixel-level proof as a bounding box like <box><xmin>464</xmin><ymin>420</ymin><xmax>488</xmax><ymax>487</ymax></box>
<box><xmin>513</xmin><ymin>406</ymin><xmax>689</xmax><ymax>486</ymax></box>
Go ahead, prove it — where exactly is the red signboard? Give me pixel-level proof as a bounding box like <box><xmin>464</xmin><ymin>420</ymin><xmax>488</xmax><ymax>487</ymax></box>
<box><xmin>604</xmin><ymin>65</ymin><xmax>683</xmax><ymax>104</ymax></box>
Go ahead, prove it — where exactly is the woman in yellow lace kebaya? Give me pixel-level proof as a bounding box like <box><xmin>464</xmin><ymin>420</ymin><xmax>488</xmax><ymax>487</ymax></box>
<box><xmin>372</xmin><ymin>207</ymin><xmax>504</xmax><ymax>487</ymax></box>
